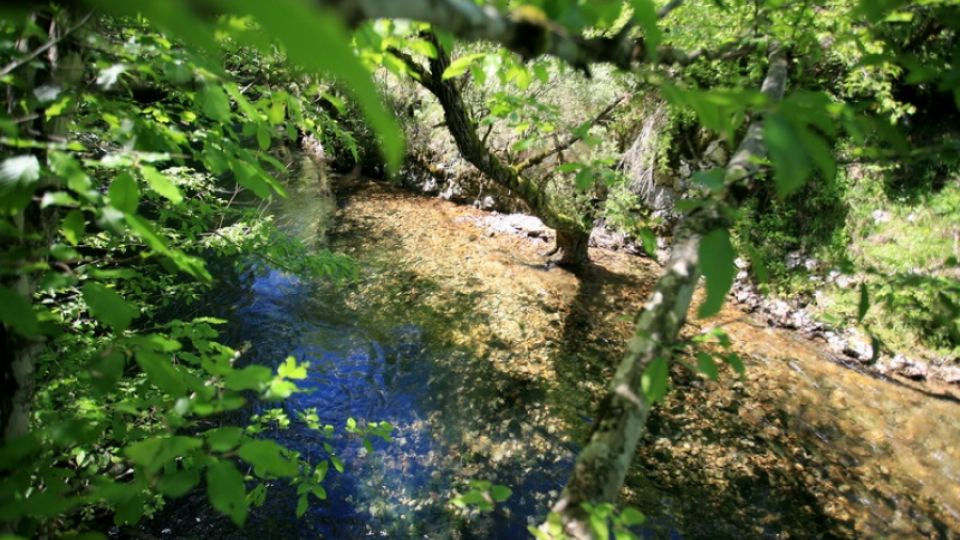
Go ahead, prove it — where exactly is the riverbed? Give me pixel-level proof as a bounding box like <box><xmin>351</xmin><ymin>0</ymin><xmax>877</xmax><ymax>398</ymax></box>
<box><xmin>148</xmin><ymin>156</ymin><xmax>960</xmax><ymax>539</ymax></box>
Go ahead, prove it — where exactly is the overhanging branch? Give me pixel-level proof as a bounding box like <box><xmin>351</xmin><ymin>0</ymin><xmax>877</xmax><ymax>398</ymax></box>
<box><xmin>321</xmin><ymin>0</ymin><xmax>752</xmax><ymax>71</ymax></box>
<box><xmin>540</xmin><ymin>43</ymin><xmax>789</xmax><ymax>540</ymax></box>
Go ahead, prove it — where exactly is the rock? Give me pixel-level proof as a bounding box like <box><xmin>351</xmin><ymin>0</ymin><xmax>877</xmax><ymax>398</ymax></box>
<box><xmin>421</xmin><ymin>177</ymin><xmax>439</xmax><ymax>193</ymax></box>
<box><xmin>704</xmin><ymin>140</ymin><xmax>728</xmax><ymax>165</ymax></box>
<box><xmin>477</xmin><ymin>195</ymin><xmax>496</xmax><ymax>210</ymax></box>
<box><xmin>768</xmin><ymin>299</ymin><xmax>791</xmax><ymax>323</ymax></box>
<box><xmin>940</xmin><ymin>366</ymin><xmax>960</xmax><ymax>385</ymax></box>
<box><xmin>785</xmin><ymin>251</ymin><xmax>804</xmax><ymax>270</ymax></box>
<box><xmin>833</xmin><ymin>273</ymin><xmax>857</xmax><ymax>289</ymax></box>
<box><xmin>439</xmin><ymin>181</ymin><xmax>462</xmax><ymax>200</ymax></box>
<box><xmin>872</xmin><ymin>209</ymin><xmax>891</xmax><ymax>224</ymax></box>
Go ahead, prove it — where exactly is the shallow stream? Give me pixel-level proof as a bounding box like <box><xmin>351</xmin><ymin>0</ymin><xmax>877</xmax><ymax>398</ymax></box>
<box><xmin>149</xmin><ymin>155</ymin><xmax>960</xmax><ymax>539</ymax></box>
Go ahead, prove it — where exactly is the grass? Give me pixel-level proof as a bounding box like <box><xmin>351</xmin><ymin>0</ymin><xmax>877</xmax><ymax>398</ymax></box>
<box><xmin>807</xmin><ymin>168</ymin><xmax>960</xmax><ymax>363</ymax></box>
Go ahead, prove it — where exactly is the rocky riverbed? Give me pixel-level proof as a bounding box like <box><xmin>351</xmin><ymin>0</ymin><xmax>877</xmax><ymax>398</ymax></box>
<box><xmin>326</xmin><ymin>177</ymin><xmax>960</xmax><ymax>538</ymax></box>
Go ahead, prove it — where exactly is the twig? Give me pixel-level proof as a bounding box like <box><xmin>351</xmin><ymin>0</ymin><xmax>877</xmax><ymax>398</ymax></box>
<box><xmin>0</xmin><ymin>12</ymin><xmax>93</xmax><ymax>78</ymax></box>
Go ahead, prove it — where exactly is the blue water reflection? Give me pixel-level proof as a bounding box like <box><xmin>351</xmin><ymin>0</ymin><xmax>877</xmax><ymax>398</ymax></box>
<box><xmin>149</xmin><ymin>261</ymin><xmax>576</xmax><ymax>539</ymax></box>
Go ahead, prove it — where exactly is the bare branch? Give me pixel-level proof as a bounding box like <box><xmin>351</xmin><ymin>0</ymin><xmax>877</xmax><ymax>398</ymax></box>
<box><xmin>0</xmin><ymin>12</ymin><xmax>92</xmax><ymax>78</ymax></box>
<box><xmin>518</xmin><ymin>93</ymin><xmax>629</xmax><ymax>172</ymax></box>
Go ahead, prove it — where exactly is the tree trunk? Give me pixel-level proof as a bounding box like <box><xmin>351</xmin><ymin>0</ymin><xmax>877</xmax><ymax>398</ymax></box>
<box><xmin>551</xmin><ymin>229</ymin><xmax>590</xmax><ymax>267</ymax></box>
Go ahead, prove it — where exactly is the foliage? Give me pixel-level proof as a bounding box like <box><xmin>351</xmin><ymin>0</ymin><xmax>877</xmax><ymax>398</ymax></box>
<box><xmin>450</xmin><ymin>479</ymin><xmax>513</xmax><ymax>513</ymax></box>
<box><xmin>0</xmin><ymin>9</ymin><xmax>364</xmax><ymax>537</ymax></box>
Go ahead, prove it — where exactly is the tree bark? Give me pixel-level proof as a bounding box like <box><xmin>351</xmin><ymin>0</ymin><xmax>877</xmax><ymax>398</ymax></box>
<box><xmin>542</xmin><ymin>44</ymin><xmax>789</xmax><ymax>539</ymax></box>
<box><xmin>551</xmin><ymin>229</ymin><xmax>590</xmax><ymax>267</ymax></box>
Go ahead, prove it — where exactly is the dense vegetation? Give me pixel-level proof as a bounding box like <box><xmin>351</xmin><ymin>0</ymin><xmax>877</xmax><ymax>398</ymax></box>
<box><xmin>0</xmin><ymin>1</ymin><xmax>957</xmax><ymax>538</ymax></box>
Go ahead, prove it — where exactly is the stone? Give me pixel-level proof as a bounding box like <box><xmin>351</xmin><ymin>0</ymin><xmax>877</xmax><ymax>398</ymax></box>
<box><xmin>872</xmin><ymin>209</ymin><xmax>891</xmax><ymax>224</ymax></box>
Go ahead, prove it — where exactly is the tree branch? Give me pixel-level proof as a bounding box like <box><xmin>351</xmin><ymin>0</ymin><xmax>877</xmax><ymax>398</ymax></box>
<box><xmin>518</xmin><ymin>93</ymin><xmax>628</xmax><ymax>172</ymax></box>
<box><xmin>540</xmin><ymin>43</ymin><xmax>789</xmax><ymax>540</ymax></box>
<box><xmin>321</xmin><ymin>0</ymin><xmax>745</xmax><ymax>71</ymax></box>
<box><xmin>0</xmin><ymin>12</ymin><xmax>92</xmax><ymax>78</ymax></box>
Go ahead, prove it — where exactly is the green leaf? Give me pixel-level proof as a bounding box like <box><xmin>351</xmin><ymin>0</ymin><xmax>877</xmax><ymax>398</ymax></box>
<box><xmin>693</xmin><ymin>168</ymin><xmax>725</xmax><ymax>191</ymax></box>
<box><xmin>158</xmin><ymin>467</ymin><xmax>201</xmax><ymax>497</ymax></box>
<box><xmin>857</xmin><ymin>283</ymin><xmax>870</xmax><ymax>322</ymax></box>
<box><xmin>232</xmin><ymin>160</ymin><xmax>272</xmax><ymax>198</ymax></box>
<box><xmin>205</xmin><ymin>427</ymin><xmax>244</xmax><ymax>452</ymax></box>
<box><xmin>81</xmin><ymin>282</ymin><xmax>137</xmax><ymax>332</ymax></box>
<box><xmin>0</xmin><ymin>286</ymin><xmax>39</xmax><ymax>337</ymax></box>
<box><xmin>225</xmin><ymin>365</ymin><xmax>273</xmax><ymax>391</ymax></box>
<box><xmin>256</xmin><ymin>125</ymin><xmax>271</xmax><ymax>151</ymax></box>
<box><xmin>320</xmin><ymin>92</ymin><xmax>345</xmax><ymax>114</ymax></box>
<box><xmin>330</xmin><ymin>455</ymin><xmax>344</xmax><ymax>474</ymax></box>
<box><xmin>45</xmin><ymin>96</ymin><xmax>72</xmax><ymax>120</ymax></box>
<box><xmin>125</xmin><ymin>436</ymin><xmax>202</xmax><ymax>474</ymax></box>
<box><xmin>630</xmin><ymin>0</ymin><xmax>662</xmax><ymax>59</ymax></box>
<box><xmin>764</xmin><ymin>114</ymin><xmax>810</xmax><ymax>197</ymax></box>
<box><xmin>442</xmin><ymin>53</ymin><xmax>486</xmax><ymax>80</ymax></box>
<box><xmin>408</xmin><ymin>39</ymin><xmax>437</xmax><ymax>58</ymax></box>
<box><xmin>107</xmin><ymin>172</ymin><xmax>139</xmax><ymax>213</ymax></box>
<box><xmin>206</xmin><ymin>460</ymin><xmax>248</xmax><ymax>526</ymax></box>
<box><xmin>135</xmin><ymin>351</ymin><xmax>187</xmax><ymax>396</ymax></box>
<box><xmin>697</xmin><ymin>228</ymin><xmax>735</xmax><ymax>318</ymax></box>
<box><xmin>266</xmin><ymin>378</ymin><xmax>298</xmax><ymax>399</ymax></box>
<box><xmin>641</xmin><ymin>356</ymin><xmax>669</xmax><ymax>404</ymax></box>
<box><xmin>296</xmin><ymin>494</ymin><xmax>308</xmax><ymax>518</ymax></box>
<box><xmin>575</xmin><ymin>168</ymin><xmax>595</xmax><ymax>191</ymax></box>
<box><xmin>557</xmin><ymin>162</ymin><xmax>585</xmax><ymax>173</ymax></box>
<box><xmin>619</xmin><ymin>506</ymin><xmax>646</xmax><ymax>526</ymax></box>
<box><xmin>278</xmin><ymin>356</ymin><xmax>307</xmax><ymax>379</ymax></box>
<box><xmin>0</xmin><ymin>155</ymin><xmax>40</xmax><ymax>186</ymax></box>
<box><xmin>695</xmin><ymin>352</ymin><xmax>718</xmax><ymax>381</ymax></box>
<box><xmin>589</xmin><ymin>511</ymin><xmax>610</xmax><ymax>540</ymax></box>
<box><xmin>89</xmin><ymin>350</ymin><xmax>125</xmax><ymax>394</ymax></box>
<box><xmin>490</xmin><ymin>485</ymin><xmax>512</xmax><ymax>503</ymax></box>
<box><xmin>637</xmin><ymin>228</ymin><xmax>657</xmax><ymax>258</ymax></box>
<box><xmin>721</xmin><ymin>353</ymin><xmax>745</xmax><ymax>376</ymax></box>
<box><xmin>40</xmin><ymin>191</ymin><xmax>79</xmax><ymax>208</ymax></box>
<box><xmin>197</xmin><ymin>85</ymin><xmax>232</xmax><ymax>123</ymax></box>
<box><xmin>141</xmin><ymin>166</ymin><xmax>183</xmax><ymax>204</ymax></box>
<box><xmin>797</xmin><ymin>126</ymin><xmax>836</xmax><ymax>183</ymax></box>
<box><xmin>267</xmin><ymin>92</ymin><xmax>287</xmax><ymax>125</ymax></box>
<box><xmin>218</xmin><ymin>0</ymin><xmax>404</xmax><ymax>172</ymax></box>
<box><xmin>60</xmin><ymin>210</ymin><xmax>86</xmax><ymax>246</ymax></box>
<box><xmin>238</xmin><ymin>440</ymin><xmax>298</xmax><ymax>477</ymax></box>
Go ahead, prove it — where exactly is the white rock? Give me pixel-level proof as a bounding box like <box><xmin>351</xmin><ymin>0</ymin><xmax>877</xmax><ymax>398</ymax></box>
<box><xmin>872</xmin><ymin>209</ymin><xmax>891</xmax><ymax>224</ymax></box>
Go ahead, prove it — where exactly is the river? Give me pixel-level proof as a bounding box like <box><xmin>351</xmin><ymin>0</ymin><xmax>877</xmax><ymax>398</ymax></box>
<box><xmin>146</xmin><ymin>154</ymin><xmax>960</xmax><ymax>539</ymax></box>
